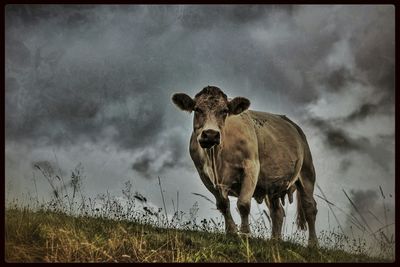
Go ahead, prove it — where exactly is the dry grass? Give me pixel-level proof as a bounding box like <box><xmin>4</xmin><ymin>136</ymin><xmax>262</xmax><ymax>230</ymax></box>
<box><xmin>5</xmin><ymin>208</ymin><xmax>392</xmax><ymax>263</ymax></box>
<box><xmin>4</xmin><ymin>163</ymin><xmax>395</xmax><ymax>263</ymax></box>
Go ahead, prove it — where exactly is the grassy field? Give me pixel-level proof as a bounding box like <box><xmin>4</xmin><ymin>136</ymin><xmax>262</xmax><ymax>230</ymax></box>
<box><xmin>5</xmin><ymin>208</ymin><xmax>392</xmax><ymax>263</ymax></box>
<box><xmin>5</xmin><ymin>164</ymin><xmax>394</xmax><ymax>263</ymax></box>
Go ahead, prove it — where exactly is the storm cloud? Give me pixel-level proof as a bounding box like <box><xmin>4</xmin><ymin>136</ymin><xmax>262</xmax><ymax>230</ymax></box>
<box><xmin>309</xmin><ymin>117</ymin><xmax>364</xmax><ymax>152</ymax></box>
<box><xmin>5</xmin><ymin>5</ymin><xmax>395</xmax><ymax>241</ymax></box>
<box><xmin>346</xmin><ymin>103</ymin><xmax>380</xmax><ymax>122</ymax></box>
<box><xmin>343</xmin><ymin>188</ymin><xmax>395</xmax><ymax>246</ymax></box>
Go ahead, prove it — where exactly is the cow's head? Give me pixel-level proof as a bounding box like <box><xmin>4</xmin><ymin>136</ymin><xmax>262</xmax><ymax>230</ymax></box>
<box><xmin>172</xmin><ymin>86</ymin><xmax>250</xmax><ymax>149</ymax></box>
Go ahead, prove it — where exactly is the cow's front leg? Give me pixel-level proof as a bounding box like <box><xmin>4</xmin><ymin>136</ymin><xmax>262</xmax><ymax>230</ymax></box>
<box><xmin>237</xmin><ymin>161</ymin><xmax>259</xmax><ymax>234</ymax></box>
<box><xmin>215</xmin><ymin>194</ymin><xmax>237</xmax><ymax>234</ymax></box>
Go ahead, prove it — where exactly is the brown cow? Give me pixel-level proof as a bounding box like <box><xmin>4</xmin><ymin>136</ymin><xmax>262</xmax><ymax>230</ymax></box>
<box><xmin>172</xmin><ymin>86</ymin><xmax>318</xmax><ymax>246</ymax></box>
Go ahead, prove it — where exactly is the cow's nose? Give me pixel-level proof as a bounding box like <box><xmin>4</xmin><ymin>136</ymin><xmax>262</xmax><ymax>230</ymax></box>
<box><xmin>201</xmin><ymin>130</ymin><xmax>220</xmax><ymax>141</ymax></box>
<box><xmin>199</xmin><ymin>130</ymin><xmax>220</xmax><ymax>148</ymax></box>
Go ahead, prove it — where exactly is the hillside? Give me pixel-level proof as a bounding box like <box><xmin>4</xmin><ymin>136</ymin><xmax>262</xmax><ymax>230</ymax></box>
<box><xmin>5</xmin><ymin>208</ymin><xmax>391</xmax><ymax>263</ymax></box>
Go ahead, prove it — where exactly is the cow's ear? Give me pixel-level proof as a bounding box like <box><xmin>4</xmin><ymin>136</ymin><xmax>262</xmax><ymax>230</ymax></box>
<box><xmin>172</xmin><ymin>93</ymin><xmax>195</xmax><ymax>112</ymax></box>
<box><xmin>228</xmin><ymin>97</ymin><xmax>250</xmax><ymax>115</ymax></box>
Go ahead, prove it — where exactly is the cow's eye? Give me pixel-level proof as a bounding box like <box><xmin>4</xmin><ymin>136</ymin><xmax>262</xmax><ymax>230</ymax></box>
<box><xmin>194</xmin><ymin>107</ymin><xmax>203</xmax><ymax>114</ymax></box>
<box><xmin>220</xmin><ymin>109</ymin><xmax>229</xmax><ymax>115</ymax></box>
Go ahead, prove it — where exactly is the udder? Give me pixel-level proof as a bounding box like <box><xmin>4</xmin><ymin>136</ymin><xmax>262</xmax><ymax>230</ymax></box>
<box><xmin>227</xmin><ymin>182</ymin><xmax>241</xmax><ymax>198</ymax></box>
<box><xmin>253</xmin><ymin>186</ymin><xmax>267</xmax><ymax>204</ymax></box>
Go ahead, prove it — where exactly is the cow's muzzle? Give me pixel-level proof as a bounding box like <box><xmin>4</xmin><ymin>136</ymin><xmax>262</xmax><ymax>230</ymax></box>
<box><xmin>199</xmin><ymin>129</ymin><xmax>220</xmax><ymax>149</ymax></box>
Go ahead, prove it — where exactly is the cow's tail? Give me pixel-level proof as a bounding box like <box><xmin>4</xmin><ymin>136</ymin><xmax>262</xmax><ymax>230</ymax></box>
<box><xmin>296</xmin><ymin>179</ymin><xmax>307</xmax><ymax>231</ymax></box>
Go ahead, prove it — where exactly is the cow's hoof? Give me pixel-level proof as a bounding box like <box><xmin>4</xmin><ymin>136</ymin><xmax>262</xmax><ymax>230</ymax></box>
<box><xmin>238</xmin><ymin>232</ymin><xmax>251</xmax><ymax>238</ymax></box>
<box><xmin>308</xmin><ymin>238</ymin><xmax>319</xmax><ymax>249</ymax></box>
<box><xmin>226</xmin><ymin>229</ymin><xmax>238</xmax><ymax>236</ymax></box>
<box><xmin>225</xmin><ymin>225</ymin><xmax>238</xmax><ymax>235</ymax></box>
<box><xmin>240</xmin><ymin>226</ymin><xmax>250</xmax><ymax>234</ymax></box>
<box><xmin>270</xmin><ymin>235</ymin><xmax>282</xmax><ymax>245</ymax></box>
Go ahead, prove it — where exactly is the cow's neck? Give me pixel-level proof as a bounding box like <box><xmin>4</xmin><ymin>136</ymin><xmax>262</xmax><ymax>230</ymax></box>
<box><xmin>204</xmin><ymin>145</ymin><xmax>222</xmax><ymax>190</ymax></box>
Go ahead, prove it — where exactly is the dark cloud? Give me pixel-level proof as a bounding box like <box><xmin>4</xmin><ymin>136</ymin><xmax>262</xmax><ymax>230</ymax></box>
<box><xmin>5</xmin><ymin>38</ymin><xmax>31</xmax><ymax>68</ymax></box>
<box><xmin>321</xmin><ymin>67</ymin><xmax>355</xmax><ymax>93</ymax></box>
<box><xmin>6</xmin><ymin>5</ymin><xmax>171</xmax><ymax>150</ymax></box>
<box><xmin>345</xmin><ymin>103</ymin><xmax>379</xmax><ymax>122</ymax></box>
<box><xmin>178</xmin><ymin>5</ymin><xmax>296</xmax><ymax>30</ymax></box>
<box><xmin>32</xmin><ymin>160</ymin><xmax>57</xmax><ymax>177</ymax></box>
<box><xmin>309</xmin><ymin>117</ymin><xmax>364</xmax><ymax>152</ymax></box>
<box><xmin>5</xmin><ymin>5</ymin><xmax>394</xmax><ymax>182</ymax></box>
<box><xmin>131</xmin><ymin>130</ymin><xmax>190</xmax><ymax>179</ymax></box>
<box><xmin>325</xmin><ymin>129</ymin><xmax>362</xmax><ymax>152</ymax></box>
<box><xmin>132</xmin><ymin>157</ymin><xmax>152</xmax><ymax>178</ymax></box>
<box><xmin>350</xmin><ymin>189</ymin><xmax>379</xmax><ymax>213</ymax></box>
<box><xmin>344</xmin><ymin>188</ymin><xmax>395</xmax><ymax>240</ymax></box>
<box><xmin>340</xmin><ymin>159</ymin><xmax>352</xmax><ymax>173</ymax></box>
<box><xmin>309</xmin><ymin>116</ymin><xmax>392</xmax><ymax>171</ymax></box>
<box><xmin>31</xmin><ymin>160</ymin><xmax>68</xmax><ymax>178</ymax></box>
<box><xmin>349</xmin><ymin>7</ymin><xmax>395</xmax><ymax>97</ymax></box>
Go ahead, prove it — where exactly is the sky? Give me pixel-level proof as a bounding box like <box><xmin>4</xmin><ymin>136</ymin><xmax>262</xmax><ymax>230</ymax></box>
<box><xmin>5</xmin><ymin>5</ymin><xmax>395</xmax><ymax>243</ymax></box>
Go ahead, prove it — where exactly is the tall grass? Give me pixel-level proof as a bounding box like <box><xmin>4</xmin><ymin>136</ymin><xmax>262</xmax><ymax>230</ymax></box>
<box><xmin>5</xmin><ymin>163</ymin><xmax>395</xmax><ymax>262</ymax></box>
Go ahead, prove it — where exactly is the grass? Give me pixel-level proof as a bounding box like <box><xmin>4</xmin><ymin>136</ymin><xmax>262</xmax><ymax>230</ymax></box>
<box><xmin>4</xmin><ymin>162</ymin><xmax>395</xmax><ymax>262</ymax></box>
<box><xmin>5</xmin><ymin>208</ymin><xmax>390</xmax><ymax>263</ymax></box>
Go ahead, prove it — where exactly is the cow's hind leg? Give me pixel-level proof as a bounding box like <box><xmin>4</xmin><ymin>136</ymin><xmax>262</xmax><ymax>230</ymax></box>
<box><xmin>216</xmin><ymin>195</ymin><xmax>237</xmax><ymax>234</ymax></box>
<box><xmin>296</xmin><ymin>163</ymin><xmax>318</xmax><ymax>246</ymax></box>
<box><xmin>266</xmin><ymin>196</ymin><xmax>285</xmax><ymax>240</ymax></box>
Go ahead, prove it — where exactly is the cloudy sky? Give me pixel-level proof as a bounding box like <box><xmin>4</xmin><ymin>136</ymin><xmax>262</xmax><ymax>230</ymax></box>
<box><xmin>5</xmin><ymin>5</ymin><xmax>395</xmax><ymax>241</ymax></box>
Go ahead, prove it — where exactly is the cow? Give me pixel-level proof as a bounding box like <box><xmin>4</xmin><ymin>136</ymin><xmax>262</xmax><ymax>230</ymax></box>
<box><xmin>172</xmin><ymin>86</ymin><xmax>318</xmax><ymax>246</ymax></box>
